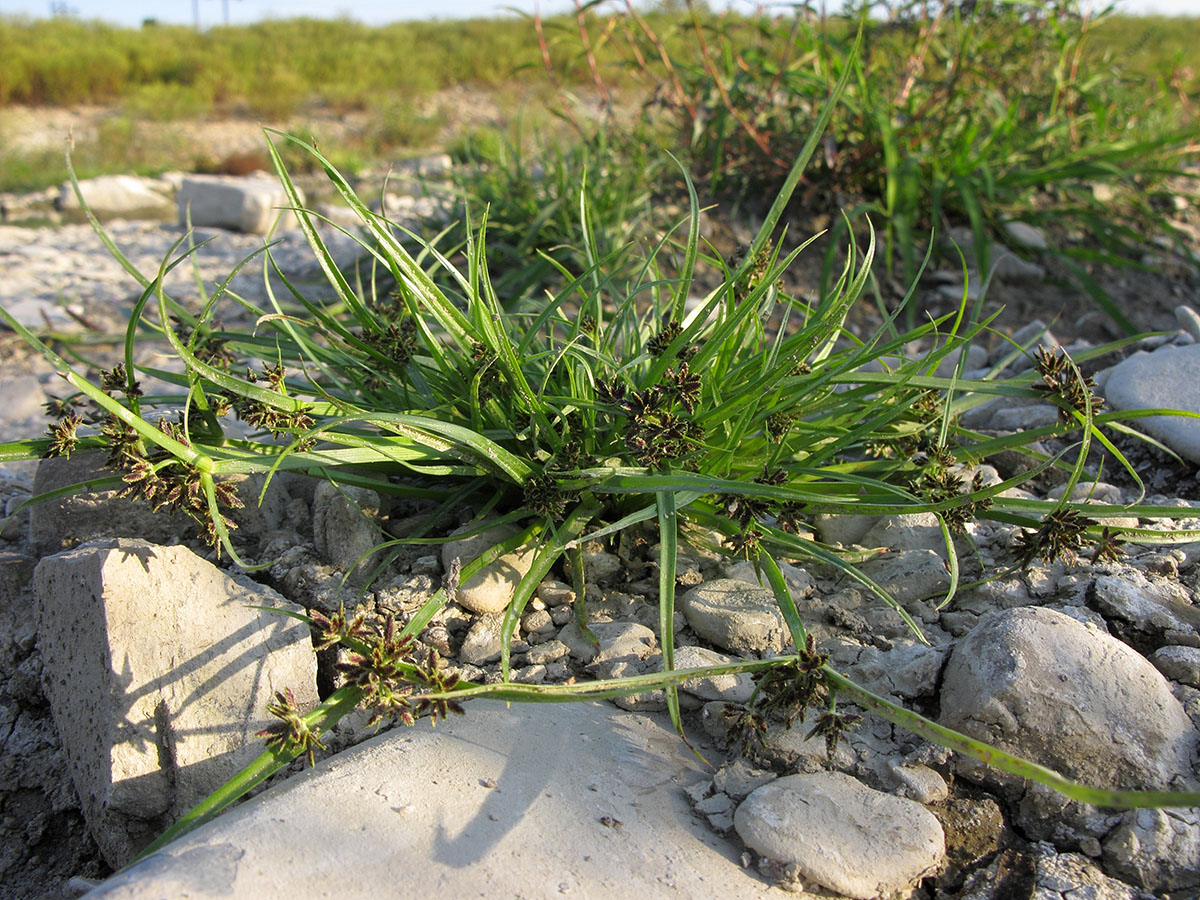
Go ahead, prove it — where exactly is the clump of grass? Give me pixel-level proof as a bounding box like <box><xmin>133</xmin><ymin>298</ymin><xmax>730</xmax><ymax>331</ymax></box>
<box><xmin>437</xmin><ymin>122</ymin><xmax>666</xmax><ymax>306</ymax></box>
<box><xmin>571</xmin><ymin>0</ymin><xmax>1199</xmax><ymax>333</ymax></box>
<box><xmin>3</xmin><ymin>40</ymin><xmax>1200</xmax><ymax>860</ymax></box>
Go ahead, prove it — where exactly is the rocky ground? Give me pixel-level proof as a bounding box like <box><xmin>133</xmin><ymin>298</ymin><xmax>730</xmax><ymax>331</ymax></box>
<box><xmin>1</xmin><ymin>162</ymin><xmax>1200</xmax><ymax>899</ymax></box>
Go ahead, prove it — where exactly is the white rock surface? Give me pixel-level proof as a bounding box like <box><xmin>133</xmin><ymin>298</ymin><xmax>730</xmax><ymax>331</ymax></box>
<box><xmin>858</xmin><ymin>549</ymin><xmax>952</xmax><ymax>605</ymax></box>
<box><xmin>733</xmin><ymin>771</ymin><xmax>945</xmax><ymax>899</ymax></box>
<box><xmin>556</xmin><ymin>620</ymin><xmax>656</xmax><ymax>668</ymax></box>
<box><xmin>440</xmin><ymin>523</ymin><xmax>539</xmax><ymax>614</ymax></box>
<box><xmin>1103</xmin><ymin>807</ymin><xmax>1200</xmax><ymax>893</ymax></box>
<box><xmin>59</xmin><ymin>175</ymin><xmax>174</xmax><ymax>219</ymax></box>
<box><xmin>673</xmin><ymin>645</ymin><xmax>755</xmax><ymax>703</ymax></box>
<box><xmin>813</xmin><ymin>513</ymin><xmax>881</xmax><ymax>546</ymax></box>
<box><xmin>177</xmin><ymin>175</ymin><xmax>301</xmax><ymax>235</ymax></box>
<box><xmin>1153</xmin><ymin>645</ymin><xmax>1200</xmax><ymax>687</ymax></box>
<box><xmin>29</xmin><ymin>454</ymin><xmax>196</xmax><ymax>556</ymax></box>
<box><xmin>35</xmin><ymin>538</ymin><xmax>317</xmax><ymax>867</ymax></box>
<box><xmin>940</xmin><ymin>607</ymin><xmax>1197</xmax><ymax>826</ymax></box>
<box><xmin>1002</xmin><ymin>221</ymin><xmax>1049</xmax><ymax>250</ymax></box>
<box><xmin>310</xmin><ymin>480</ymin><xmax>384</xmax><ymax>583</ymax></box>
<box><xmin>1103</xmin><ymin>344</ymin><xmax>1200</xmax><ymax>464</ymax></box>
<box><xmin>81</xmin><ymin>702</ymin><xmax>778</xmax><ymax>900</ymax></box>
<box><xmin>678</xmin><ymin>579</ymin><xmax>787</xmax><ymax>653</ymax></box>
<box><xmin>859</xmin><ymin>512</ymin><xmax>947</xmax><ymax>553</ymax></box>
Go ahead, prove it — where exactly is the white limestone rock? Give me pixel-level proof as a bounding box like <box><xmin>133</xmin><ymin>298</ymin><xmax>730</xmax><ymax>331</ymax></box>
<box><xmin>1104</xmin><ymin>807</ymin><xmax>1200</xmax><ymax>893</ymax></box>
<box><xmin>29</xmin><ymin>453</ymin><xmax>196</xmax><ymax>557</ymax></box>
<box><xmin>440</xmin><ymin>523</ymin><xmax>539</xmax><ymax>614</ymax></box>
<box><xmin>858</xmin><ymin>549</ymin><xmax>952</xmax><ymax>606</ymax></box>
<box><xmin>859</xmin><ymin>512</ymin><xmax>947</xmax><ymax>553</ymax></box>
<box><xmin>678</xmin><ymin>579</ymin><xmax>787</xmax><ymax>653</ymax></box>
<box><xmin>673</xmin><ymin>645</ymin><xmax>755</xmax><ymax>703</ymax></box>
<box><xmin>1103</xmin><ymin>344</ymin><xmax>1200</xmax><ymax>464</ymax></box>
<box><xmin>734</xmin><ymin>771</ymin><xmax>945</xmax><ymax>899</ymax></box>
<box><xmin>813</xmin><ymin>513</ymin><xmax>881</xmax><ymax>547</ymax></box>
<box><xmin>1002</xmin><ymin>221</ymin><xmax>1049</xmax><ymax>251</ymax></box>
<box><xmin>34</xmin><ymin>538</ymin><xmax>317</xmax><ymax>867</ymax></box>
<box><xmin>1154</xmin><ymin>645</ymin><xmax>1200</xmax><ymax>688</ymax></box>
<box><xmin>311</xmin><ymin>481</ymin><xmax>385</xmax><ymax>584</ymax></box>
<box><xmin>81</xmin><ymin>702</ymin><xmax>779</xmax><ymax>900</ymax></box>
<box><xmin>939</xmin><ymin>607</ymin><xmax>1198</xmax><ymax>841</ymax></box>
<box><xmin>556</xmin><ymin>620</ymin><xmax>656</xmax><ymax>669</ymax></box>
<box><xmin>177</xmin><ymin>175</ymin><xmax>301</xmax><ymax>235</ymax></box>
<box><xmin>59</xmin><ymin>175</ymin><xmax>174</xmax><ymax>219</ymax></box>
<box><xmin>841</xmin><ymin>640</ymin><xmax>948</xmax><ymax>701</ymax></box>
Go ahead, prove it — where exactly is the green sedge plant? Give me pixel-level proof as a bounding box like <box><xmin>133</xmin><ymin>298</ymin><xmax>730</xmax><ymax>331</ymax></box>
<box><xmin>3</xmin><ymin>31</ymin><xmax>1200</xmax><ymax>863</ymax></box>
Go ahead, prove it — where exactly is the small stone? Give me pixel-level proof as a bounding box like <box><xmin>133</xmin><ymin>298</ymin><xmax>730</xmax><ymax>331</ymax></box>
<box><xmin>990</xmin><ymin>403</ymin><xmax>1064</xmax><ymax>431</ymax></box>
<box><xmin>511</xmin><ymin>664</ymin><xmax>546</xmax><ymax>684</ymax></box>
<box><xmin>860</xmin><ymin>512</ymin><xmax>949</xmax><ymax>553</ymax></box>
<box><xmin>684</xmin><ymin>780</ymin><xmax>712</xmax><ymax>803</ymax></box>
<box><xmin>536</xmin><ymin>580</ymin><xmax>575</xmax><ymax>606</ymax></box>
<box><xmin>673</xmin><ymin>645</ymin><xmax>755</xmax><ymax>703</ymax></box>
<box><xmin>1176</xmin><ymin>305</ymin><xmax>1200</xmax><ymax>343</ymax></box>
<box><xmin>706</xmin><ymin>812</ymin><xmax>735</xmax><ymax>832</ymax></box>
<box><xmin>1002</xmin><ymin>221</ymin><xmax>1049</xmax><ymax>250</ymax></box>
<box><xmin>734</xmin><ymin>772</ymin><xmax>945</xmax><ymax>900</ymax></box>
<box><xmin>411</xmin><ymin>555</ymin><xmax>440</xmax><ymax>576</ymax></box>
<box><xmin>611</xmin><ymin>690</ymin><xmax>667</xmax><ymax>711</ymax></box>
<box><xmin>813</xmin><ymin>513</ymin><xmax>880</xmax><ymax>547</ymax></box>
<box><xmin>842</xmin><ymin>641</ymin><xmax>948</xmax><ymax>701</ymax></box>
<box><xmin>520</xmin><ymin>609</ymin><xmax>555</xmax><ymax>635</ymax></box>
<box><xmin>525</xmin><ymin>640</ymin><xmax>570</xmax><ymax>666</ymax></box>
<box><xmin>457</xmin><ymin>615</ymin><xmax>506</xmax><ymax>666</ymax></box>
<box><xmin>564</xmin><ymin>542</ymin><xmax>624</xmax><ymax>586</ymax></box>
<box><xmin>678</xmin><ymin>579</ymin><xmax>786</xmax><ymax>653</ymax></box>
<box><xmin>694</xmin><ymin>792</ymin><xmax>732</xmax><ymax>816</ymax></box>
<box><xmin>1153</xmin><ymin>646</ymin><xmax>1200</xmax><ymax>687</ymax></box>
<box><xmin>441</xmin><ymin>523</ymin><xmax>539</xmax><ymax>614</ymax></box>
<box><xmin>557</xmin><ymin>621</ymin><xmax>656</xmax><ymax>666</ymax></box>
<box><xmin>311</xmin><ymin>481</ymin><xmax>385</xmax><ymax>583</ymax></box>
<box><xmin>712</xmin><ymin>759</ymin><xmax>776</xmax><ymax>800</ymax></box>
<box><xmin>1103</xmin><ymin>807</ymin><xmax>1200</xmax><ymax>893</ymax></box>
<box><xmin>858</xmin><ymin>550</ymin><xmax>952</xmax><ymax>606</ymax></box>
<box><xmin>889</xmin><ymin>762</ymin><xmax>949</xmax><ymax>804</ymax></box>
<box><xmin>1104</xmin><ymin>344</ymin><xmax>1200</xmax><ymax>465</ymax></box>
<box><xmin>940</xmin><ymin>607</ymin><xmax>1196</xmax><ymax>840</ymax></box>
<box><xmin>177</xmin><ymin>174</ymin><xmax>300</xmax><ymax>234</ymax></box>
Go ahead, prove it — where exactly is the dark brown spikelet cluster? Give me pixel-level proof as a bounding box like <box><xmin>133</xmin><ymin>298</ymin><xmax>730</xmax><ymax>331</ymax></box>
<box><xmin>44</xmin><ymin>366</ymin><xmax>244</xmax><ymax>549</ymax></box>
<box><xmin>364</xmin><ymin>316</ymin><xmax>418</xmax><ymax>368</ymax></box>
<box><xmin>1033</xmin><ymin>345</ymin><xmax>1103</xmax><ymax>425</ymax></box>
<box><xmin>336</xmin><ymin>615</ymin><xmax>465</xmax><ymax>730</ymax></box>
<box><xmin>615</xmin><ymin>363</ymin><xmax>705</xmax><ymax>469</ymax></box>
<box><xmin>257</xmin><ymin>688</ymin><xmax>327</xmax><ymax>767</ymax></box>
<box><xmin>220</xmin><ymin>364</ymin><xmax>316</xmax><ymax>449</ymax></box>
<box><xmin>910</xmin><ymin>467</ymin><xmax>993</xmax><ymax>535</ymax></box>
<box><xmin>719</xmin><ymin>467</ymin><xmax>808</xmax><ymax>553</ymax></box>
<box><xmin>646</xmin><ymin>321</ymin><xmax>682</xmax><ymax>358</ymax></box>
<box><xmin>523</xmin><ymin>471</ymin><xmax>577</xmax><ymax>522</ymax></box>
<box><xmin>113</xmin><ymin>416</ymin><xmax>244</xmax><ymax>548</ymax></box>
<box><xmin>172</xmin><ymin>317</ymin><xmax>236</xmax><ymax>370</ymax></box>
<box><xmin>43</xmin><ymin>413</ymin><xmax>84</xmax><ymax>459</ymax></box>
<box><xmin>728</xmin><ymin>240</ymin><xmax>778</xmax><ymax>305</ymax></box>
<box><xmin>1015</xmin><ymin>507</ymin><xmax>1095</xmax><ymax>566</ymax></box>
<box><xmin>723</xmin><ymin>634</ymin><xmax>857</xmax><ymax>761</ymax></box>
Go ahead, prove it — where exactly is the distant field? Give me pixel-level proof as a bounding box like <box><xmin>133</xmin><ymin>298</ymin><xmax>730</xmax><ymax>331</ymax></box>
<box><xmin>1</xmin><ymin>11</ymin><xmax>1196</xmax><ymax>109</ymax></box>
<box><xmin>0</xmin><ymin>8</ymin><xmax>1196</xmax><ymax>193</ymax></box>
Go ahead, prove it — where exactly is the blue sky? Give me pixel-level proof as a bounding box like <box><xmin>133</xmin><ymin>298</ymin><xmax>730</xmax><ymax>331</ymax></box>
<box><xmin>0</xmin><ymin>0</ymin><xmax>1194</xmax><ymax>27</ymax></box>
